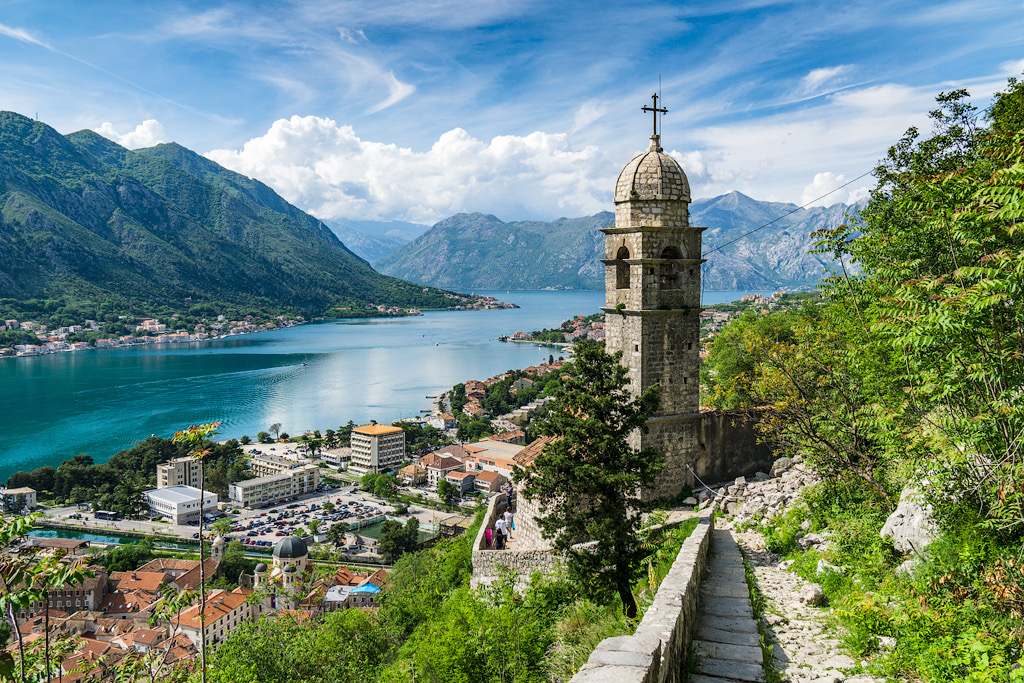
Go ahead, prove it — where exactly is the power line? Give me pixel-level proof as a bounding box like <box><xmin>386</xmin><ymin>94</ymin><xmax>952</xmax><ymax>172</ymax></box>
<box><xmin>700</xmin><ymin>169</ymin><xmax>873</xmax><ymax>259</ymax></box>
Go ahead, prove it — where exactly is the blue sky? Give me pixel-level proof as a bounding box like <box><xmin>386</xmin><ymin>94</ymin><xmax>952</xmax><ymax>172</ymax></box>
<box><xmin>2</xmin><ymin>0</ymin><xmax>1022</xmax><ymax>223</ymax></box>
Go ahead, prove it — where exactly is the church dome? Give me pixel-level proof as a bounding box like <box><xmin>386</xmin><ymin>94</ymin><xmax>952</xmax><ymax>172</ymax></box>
<box><xmin>614</xmin><ymin>135</ymin><xmax>690</xmax><ymax>203</ymax></box>
<box><xmin>254</xmin><ymin>563</ymin><xmax>268</xmax><ymax>573</ymax></box>
<box><xmin>282</xmin><ymin>564</ymin><xmax>297</xmax><ymax>574</ymax></box>
<box><xmin>273</xmin><ymin>536</ymin><xmax>308</xmax><ymax>560</ymax></box>
<box><xmin>212</xmin><ymin>534</ymin><xmax>225</xmax><ymax>549</ymax></box>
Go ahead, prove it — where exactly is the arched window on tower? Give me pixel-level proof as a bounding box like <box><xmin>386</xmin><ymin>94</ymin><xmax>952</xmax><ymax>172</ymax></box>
<box><xmin>616</xmin><ymin>246</ymin><xmax>630</xmax><ymax>289</ymax></box>
<box><xmin>660</xmin><ymin>245</ymin><xmax>681</xmax><ymax>287</ymax></box>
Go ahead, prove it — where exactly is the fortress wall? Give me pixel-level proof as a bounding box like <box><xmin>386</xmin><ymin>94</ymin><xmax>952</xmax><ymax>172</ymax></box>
<box><xmin>570</xmin><ymin>513</ymin><xmax>715</xmax><ymax>683</ymax></box>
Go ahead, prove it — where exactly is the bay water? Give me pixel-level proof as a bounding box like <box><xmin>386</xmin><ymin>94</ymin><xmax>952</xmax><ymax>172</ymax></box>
<box><xmin>0</xmin><ymin>290</ymin><xmax>767</xmax><ymax>480</ymax></box>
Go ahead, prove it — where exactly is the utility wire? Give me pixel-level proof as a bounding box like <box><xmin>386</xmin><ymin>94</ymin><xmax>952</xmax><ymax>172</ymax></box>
<box><xmin>700</xmin><ymin>169</ymin><xmax>873</xmax><ymax>259</ymax></box>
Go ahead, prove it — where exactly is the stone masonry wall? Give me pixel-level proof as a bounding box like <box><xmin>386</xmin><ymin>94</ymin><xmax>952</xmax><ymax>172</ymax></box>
<box><xmin>471</xmin><ymin>491</ymin><xmax>559</xmax><ymax>588</ymax></box>
<box><xmin>570</xmin><ymin>513</ymin><xmax>715</xmax><ymax>683</ymax></box>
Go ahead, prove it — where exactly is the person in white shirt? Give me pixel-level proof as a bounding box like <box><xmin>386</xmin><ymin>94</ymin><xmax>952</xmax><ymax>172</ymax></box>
<box><xmin>503</xmin><ymin>509</ymin><xmax>514</xmax><ymax>539</ymax></box>
<box><xmin>494</xmin><ymin>518</ymin><xmax>507</xmax><ymax>549</ymax></box>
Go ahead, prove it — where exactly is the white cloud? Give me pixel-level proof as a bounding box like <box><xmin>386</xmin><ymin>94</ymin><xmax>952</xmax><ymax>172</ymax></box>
<box><xmin>94</xmin><ymin>119</ymin><xmax>166</xmax><ymax>149</ymax></box>
<box><xmin>800</xmin><ymin>65</ymin><xmax>853</xmax><ymax>93</ymax></box>
<box><xmin>800</xmin><ymin>172</ymin><xmax>864</xmax><ymax>207</ymax></box>
<box><xmin>0</xmin><ymin>21</ymin><xmax>49</xmax><ymax>47</ymax></box>
<box><xmin>572</xmin><ymin>100</ymin><xmax>607</xmax><ymax>133</ymax></box>
<box><xmin>206</xmin><ymin>115</ymin><xmax>612</xmax><ymax>223</ymax></box>
<box><xmin>337</xmin><ymin>27</ymin><xmax>367</xmax><ymax>44</ymax></box>
<box><xmin>1000</xmin><ymin>58</ymin><xmax>1024</xmax><ymax>76</ymax></box>
<box><xmin>368</xmin><ymin>71</ymin><xmax>416</xmax><ymax>114</ymax></box>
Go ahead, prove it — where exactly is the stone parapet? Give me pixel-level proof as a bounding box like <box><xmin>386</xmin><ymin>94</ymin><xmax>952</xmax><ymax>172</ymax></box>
<box><xmin>570</xmin><ymin>513</ymin><xmax>715</xmax><ymax>683</ymax></box>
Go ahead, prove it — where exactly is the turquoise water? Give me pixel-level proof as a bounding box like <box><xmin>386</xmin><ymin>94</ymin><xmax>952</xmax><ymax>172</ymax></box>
<box><xmin>28</xmin><ymin>528</ymin><xmax>196</xmax><ymax>550</ymax></box>
<box><xmin>0</xmin><ymin>290</ymin><xmax>763</xmax><ymax>480</ymax></box>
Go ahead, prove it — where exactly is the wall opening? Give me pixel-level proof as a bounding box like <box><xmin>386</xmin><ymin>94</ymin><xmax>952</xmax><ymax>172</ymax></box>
<box><xmin>616</xmin><ymin>246</ymin><xmax>630</xmax><ymax>289</ymax></box>
<box><xmin>660</xmin><ymin>245</ymin><xmax>682</xmax><ymax>287</ymax></box>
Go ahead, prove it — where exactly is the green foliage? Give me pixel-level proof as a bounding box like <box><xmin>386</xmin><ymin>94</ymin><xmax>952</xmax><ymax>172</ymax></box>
<box><xmin>377</xmin><ymin>518</ymin><xmax>420</xmax><ymax>563</ymax></box>
<box><xmin>436</xmin><ymin>479</ymin><xmax>460</xmax><ymax>511</ymax></box>
<box><xmin>515</xmin><ymin>340</ymin><xmax>661</xmax><ymax>618</ymax></box>
<box><xmin>97</xmin><ymin>539</ymin><xmax>157</xmax><ymax>572</ymax></box>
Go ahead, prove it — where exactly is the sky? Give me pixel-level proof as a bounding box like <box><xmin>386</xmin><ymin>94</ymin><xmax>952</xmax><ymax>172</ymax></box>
<box><xmin>2</xmin><ymin>0</ymin><xmax>1022</xmax><ymax>225</ymax></box>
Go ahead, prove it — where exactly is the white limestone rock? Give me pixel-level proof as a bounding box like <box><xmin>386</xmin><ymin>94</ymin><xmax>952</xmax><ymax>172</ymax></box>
<box><xmin>880</xmin><ymin>486</ymin><xmax>938</xmax><ymax>554</ymax></box>
<box><xmin>799</xmin><ymin>583</ymin><xmax>826</xmax><ymax>606</ymax></box>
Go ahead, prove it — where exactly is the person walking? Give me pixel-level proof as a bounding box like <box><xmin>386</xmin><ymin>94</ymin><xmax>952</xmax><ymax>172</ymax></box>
<box><xmin>494</xmin><ymin>517</ymin><xmax>506</xmax><ymax>549</ymax></box>
<box><xmin>503</xmin><ymin>509</ymin><xmax>514</xmax><ymax>539</ymax></box>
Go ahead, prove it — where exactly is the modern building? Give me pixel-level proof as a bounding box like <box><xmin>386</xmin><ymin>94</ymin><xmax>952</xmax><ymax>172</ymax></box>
<box><xmin>227</xmin><ymin>465</ymin><xmax>320</xmax><ymax>508</ymax></box>
<box><xmin>157</xmin><ymin>456</ymin><xmax>202</xmax><ymax>489</ymax></box>
<box><xmin>144</xmin><ymin>486</ymin><xmax>219</xmax><ymax>525</ymax></box>
<box><xmin>473</xmin><ymin>470</ymin><xmax>508</xmax><ymax>494</ymax></box>
<box><xmin>424</xmin><ymin>454</ymin><xmax>464</xmax><ymax>487</ymax></box>
<box><xmin>349</xmin><ymin>424</ymin><xmax>406</xmax><ymax>474</ymax></box>
<box><xmin>249</xmin><ymin>453</ymin><xmax>301</xmax><ymax>477</ymax></box>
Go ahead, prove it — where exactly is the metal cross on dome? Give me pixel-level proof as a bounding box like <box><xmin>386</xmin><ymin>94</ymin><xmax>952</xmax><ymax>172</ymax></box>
<box><xmin>641</xmin><ymin>93</ymin><xmax>668</xmax><ymax>136</ymax></box>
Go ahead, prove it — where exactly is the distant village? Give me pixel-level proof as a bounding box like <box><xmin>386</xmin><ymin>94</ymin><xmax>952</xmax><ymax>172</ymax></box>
<box><xmin>0</xmin><ymin>314</ymin><xmax>304</xmax><ymax>358</ymax></box>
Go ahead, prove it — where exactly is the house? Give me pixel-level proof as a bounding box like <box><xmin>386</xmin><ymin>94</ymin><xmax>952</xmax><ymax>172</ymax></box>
<box><xmin>0</xmin><ymin>487</ymin><xmax>37</xmax><ymax>512</ymax></box>
<box><xmin>397</xmin><ymin>463</ymin><xmax>427</xmax><ymax>486</ymax></box>
<box><xmin>174</xmin><ymin>587</ymin><xmax>254</xmax><ymax>648</ymax></box>
<box><xmin>426</xmin><ymin>413</ymin><xmax>458</xmax><ymax>430</ymax></box>
<box><xmin>511</xmin><ymin>377</ymin><xmax>535</xmax><ymax>393</ymax></box>
<box><xmin>490</xmin><ymin>430</ymin><xmax>526</xmax><ymax>445</ymax></box>
<box><xmin>445</xmin><ymin>471</ymin><xmax>476</xmax><ymax>496</ymax></box>
<box><xmin>425</xmin><ymin>455</ymin><xmax>464</xmax><ymax>487</ymax></box>
<box><xmin>473</xmin><ymin>470</ymin><xmax>508</xmax><ymax>494</ymax></box>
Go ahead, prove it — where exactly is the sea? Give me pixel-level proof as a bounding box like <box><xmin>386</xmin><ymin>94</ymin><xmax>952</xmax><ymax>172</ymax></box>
<box><xmin>0</xmin><ymin>290</ymin><xmax>769</xmax><ymax>480</ymax></box>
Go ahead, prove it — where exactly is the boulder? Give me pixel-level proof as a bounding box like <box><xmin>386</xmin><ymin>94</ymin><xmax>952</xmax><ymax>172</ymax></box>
<box><xmin>880</xmin><ymin>486</ymin><xmax>938</xmax><ymax>554</ymax></box>
<box><xmin>683</xmin><ymin>496</ymin><xmax>697</xmax><ymax>506</ymax></box>
<box><xmin>799</xmin><ymin>583</ymin><xmax>826</xmax><ymax>606</ymax></box>
<box><xmin>770</xmin><ymin>457</ymin><xmax>795</xmax><ymax>477</ymax></box>
<box><xmin>816</xmin><ymin>559</ymin><xmax>842</xmax><ymax>574</ymax></box>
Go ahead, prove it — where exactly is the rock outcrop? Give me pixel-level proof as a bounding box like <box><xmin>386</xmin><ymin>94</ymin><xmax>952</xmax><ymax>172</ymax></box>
<box><xmin>879</xmin><ymin>485</ymin><xmax>938</xmax><ymax>554</ymax></box>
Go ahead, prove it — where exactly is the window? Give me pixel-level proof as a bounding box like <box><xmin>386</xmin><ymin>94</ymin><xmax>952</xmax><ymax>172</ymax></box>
<box><xmin>615</xmin><ymin>246</ymin><xmax>630</xmax><ymax>289</ymax></box>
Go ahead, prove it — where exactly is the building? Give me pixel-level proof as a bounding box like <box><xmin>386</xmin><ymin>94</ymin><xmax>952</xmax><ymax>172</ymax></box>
<box><xmin>144</xmin><ymin>486</ymin><xmax>219</xmax><ymax>525</ymax></box>
<box><xmin>445</xmin><ymin>471</ymin><xmax>476</xmax><ymax>496</ymax></box>
<box><xmin>396</xmin><ymin>463</ymin><xmax>427</xmax><ymax>486</ymax></box>
<box><xmin>424</xmin><ymin>455</ymin><xmax>464</xmax><ymax>487</ymax></box>
<box><xmin>0</xmin><ymin>486</ymin><xmax>37</xmax><ymax>512</ymax></box>
<box><xmin>249</xmin><ymin>452</ymin><xmax>301</xmax><ymax>477</ymax></box>
<box><xmin>227</xmin><ymin>464</ymin><xmax>320</xmax><ymax>508</ymax></box>
<box><xmin>349</xmin><ymin>424</ymin><xmax>406</xmax><ymax>474</ymax></box>
<box><xmin>473</xmin><ymin>470</ymin><xmax>508</xmax><ymax>494</ymax></box>
<box><xmin>175</xmin><ymin>587</ymin><xmax>254</xmax><ymax>648</ymax></box>
<box><xmin>156</xmin><ymin>456</ymin><xmax>202</xmax><ymax>489</ymax></box>
<box><xmin>602</xmin><ymin>110</ymin><xmax>702</xmax><ymax>499</ymax></box>
<box><xmin>426</xmin><ymin>413</ymin><xmax>458</xmax><ymax>430</ymax></box>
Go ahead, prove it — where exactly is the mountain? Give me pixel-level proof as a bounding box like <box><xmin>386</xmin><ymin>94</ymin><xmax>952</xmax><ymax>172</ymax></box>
<box><xmin>0</xmin><ymin>111</ymin><xmax>458</xmax><ymax>317</ymax></box>
<box><xmin>374</xmin><ymin>192</ymin><xmax>864</xmax><ymax>291</ymax></box>
<box><xmin>373</xmin><ymin>213</ymin><xmax>613</xmax><ymax>290</ymax></box>
<box><xmin>323</xmin><ymin>221</ymin><xmax>414</xmax><ymax>263</ymax></box>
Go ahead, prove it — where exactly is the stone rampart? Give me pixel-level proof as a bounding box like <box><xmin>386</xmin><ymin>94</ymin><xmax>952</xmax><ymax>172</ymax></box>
<box><xmin>471</xmin><ymin>491</ymin><xmax>560</xmax><ymax>588</ymax></box>
<box><xmin>570</xmin><ymin>513</ymin><xmax>715</xmax><ymax>683</ymax></box>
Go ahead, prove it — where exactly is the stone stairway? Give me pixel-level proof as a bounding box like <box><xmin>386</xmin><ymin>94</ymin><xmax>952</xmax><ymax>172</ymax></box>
<box><xmin>689</xmin><ymin>529</ymin><xmax>766</xmax><ymax>683</ymax></box>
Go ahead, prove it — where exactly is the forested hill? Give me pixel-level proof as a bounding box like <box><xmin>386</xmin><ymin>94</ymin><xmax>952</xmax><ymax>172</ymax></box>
<box><xmin>0</xmin><ymin>111</ymin><xmax>459</xmax><ymax>318</ymax></box>
<box><xmin>374</xmin><ymin>193</ymin><xmax>865</xmax><ymax>291</ymax></box>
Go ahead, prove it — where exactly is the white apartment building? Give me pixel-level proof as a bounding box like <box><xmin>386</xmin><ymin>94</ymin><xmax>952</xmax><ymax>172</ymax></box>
<box><xmin>249</xmin><ymin>453</ymin><xmax>300</xmax><ymax>477</ymax></box>
<box><xmin>349</xmin><ymin>424</ymin><xmax>406</xmax><ymax>474</ymax></box>
<box><xmin>228</xmin><ymin>465</ymin><xmax>320</xmax><ymax>508</ymax></box>
<box><xmin>157</xmin><ymin>456</ymin><xmax>203</xmax><ymax>489</ymax></box>
<box><xmin>144</xmin><ymin>485</ymin><xmax>219</xmax><ymax>525</ymax></box>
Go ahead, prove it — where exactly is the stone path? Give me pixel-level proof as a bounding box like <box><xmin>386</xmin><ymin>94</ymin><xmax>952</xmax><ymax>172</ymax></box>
<box><xmin>689</xmin><ymin>528</ymin><xmax>766</xmax><ymax>683</ymax></box>
<box><xmin>733</xmin><ymin>530</ymin><xmax>881</xmax><ymax>683</ymax></box>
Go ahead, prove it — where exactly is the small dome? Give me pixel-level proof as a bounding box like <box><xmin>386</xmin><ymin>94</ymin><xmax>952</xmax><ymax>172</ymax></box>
<box><xmin>273</xmin><ymin>536</ymin><xmax>309</xmax><ymax>560</ymax></box>
<box><xmin>283</xmin><ymin>564</ymin><xmax>297</xmax><ymax>574</ymax></box>
<box><xmin>614</xmin><ymin>135</ymin><xmax>690</xmax><ymax>203</ymax></box>
<box><xmin>212</xmin><ymin>535</ymin><xmax>225</xmax><ymax>548</ymax></box>
<box><xmin>254</xmin><ymin>563</ymin><xmax>268</xmax><ymax>573</ymax></box>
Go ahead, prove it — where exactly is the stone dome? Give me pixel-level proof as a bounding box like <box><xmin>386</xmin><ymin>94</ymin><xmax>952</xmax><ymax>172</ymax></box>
<box><xmin>212</xmin><ymin>534</ymin><xmax>225</xmax><ymax>548</ymax></box>
<box><xmin>272</xmin><ymin>536</ymin><xmax>308</xmax><ymax>560</ymax></box>
<box><xmin>283</xmin><ymin>564</ymin><xmax>297</xmax><ymax>574</ymax></box>
<box><xmin>254</xmin><ymin>562</ymin><xmax>268</xmax><ymax>573</ymax></box>
<box><xmin>614</xmin><ymin>135</ymin><xmax>690</xmax><ymax>203</ymax></box>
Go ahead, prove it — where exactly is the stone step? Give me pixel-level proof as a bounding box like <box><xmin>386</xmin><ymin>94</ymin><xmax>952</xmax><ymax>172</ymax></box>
<box><xmin>701</xmin><ymin>596</ymin><xmax>754</xmax><ymax>619</ymax></box>
<box><xmin>694</xmin><ymin>640</ymin><xmax>764</xmax><ymax>664</ymax></box>
<box><xmin>694</xmin><ymin>657</ymin><xmax>765</xmax><ymax>682</ymax></box>
<box><xmin>696</xmin><ymin>624</ymin><xmax>761</xmax><ymax>648</ymax></box>
<box><xmin>689</xmin><ymin>676</ymin><xmax>744</xmax><ymax>683</ymax></box>
<box><xmin>699</xmin><ymin>615</ymin><xmax>759</xmax><ymax>634</ymax></box>
<box><xmin>701</xmin><ymin>581</ymin><xmax>749</xmax><ymax>598</ymax></box>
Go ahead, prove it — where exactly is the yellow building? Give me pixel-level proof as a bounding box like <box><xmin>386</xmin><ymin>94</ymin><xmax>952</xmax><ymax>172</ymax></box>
<box><xmin>349</xmin><ymin>424</ymin><xmax>406</xmax><ymax>474</ymax></box>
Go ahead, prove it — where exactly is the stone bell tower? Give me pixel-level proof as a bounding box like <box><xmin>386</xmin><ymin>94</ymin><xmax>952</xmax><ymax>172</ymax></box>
<box><xmin>602</xmin><ymin>94</ymin><xmax>705</xmax><ymax>499</ymax></box>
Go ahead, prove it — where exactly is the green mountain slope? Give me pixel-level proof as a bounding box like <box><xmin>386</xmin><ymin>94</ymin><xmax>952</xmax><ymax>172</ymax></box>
<box><xmin>0</xmin><ymin>111</ymin><xmax>459</xmax><ymax>317</ymax></box>
<box><xmin>374</xmin><ymin>192</ymin><xmax>864</xmax><ymax>291</ymax></box>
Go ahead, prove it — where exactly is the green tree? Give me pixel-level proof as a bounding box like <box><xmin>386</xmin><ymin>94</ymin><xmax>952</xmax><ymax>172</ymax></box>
<box><xmin>377</xmin><ymin>518</ymin><xmax>420</xmax><ymax>563</ymax></box>
<box><xmin>515</xmin><ymin>340</ymin><xmax>660</xmax><ymax>618</ymax></box>
<box><xmin>436</xmin><ymin>479</ymin><xmax>459</xmax><ymax>511</ymax></box>
<box><xmin>239</xmin><ymin>435</ymin><xmax>252</xmax><ymax>445</ymax></box>
<box><xmin>325</xmin><ymin>522</ymin><xmax>349</xmax><ymax>548</ymax></box>
<box><xmin>308</xmin><ymin>518</ymin><xmax>322</xmax><ymax>537</ymax></box>
<box><xmin>98</xmin><ymin>539</ymin><xmax>156</xmax><ymax>572</ymax></box>
<box><xmin>257</xmin><ymin>431</ymin><xmax>271</xmax><ymax>444</ymax></box>
<box><xmin>360</xmin><ymin>472</ymin><xmax>379</xmax><ymax>492</ymax></box>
